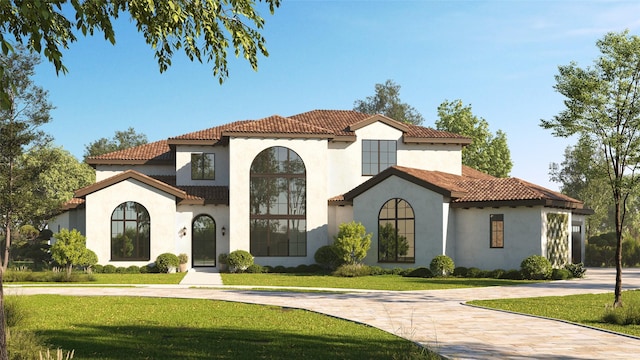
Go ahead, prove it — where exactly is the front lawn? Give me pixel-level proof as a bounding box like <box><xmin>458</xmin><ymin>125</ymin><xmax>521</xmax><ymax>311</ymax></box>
<box><xmin>221</xmin><ymin>273</ymin><xmax>542</xmax><ymax>291</ymax></box>
<box><xmin>469</xmin><ymin>290</ymin><xmax>640</xmax><ymax>337</ymax></box>
<box><xmin>15</xmin><ymin>295</ymin><xmax>439</xmax><ymax>359</ymax></box>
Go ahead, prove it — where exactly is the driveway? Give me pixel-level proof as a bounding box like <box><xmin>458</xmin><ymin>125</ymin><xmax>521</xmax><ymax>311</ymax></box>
<box><xmin>7</xmin><ymin>268</ymin><xmax>640</xmax><ymax>359</ymax></box>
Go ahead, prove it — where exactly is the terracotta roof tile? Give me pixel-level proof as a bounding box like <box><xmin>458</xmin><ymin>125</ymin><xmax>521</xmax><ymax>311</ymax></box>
<box><xmin>168</xmin><ymin>120</ymin><xmax>255</xmax><ymax>142</ymax></box>
<box><xmin>179</xmin><ymin>186</ymin><xmax>229</xmax><ymax>205</ymax></box>
<box><xmin>461</xmin><ymin>165</ymin><xmax>497</xmax><ymax>179</ymax></box>
<box><xmin>289</xmin><ymin>110</ymin><xmax>371</xmax><ymax>136</ymax></box>
<box><xmin>224</xmin><ymin>115</ymin><xmax>334</xmax><ymax>136</ymax></box>
<box><xmin>86</xmin><ymin>140</ymin><xmax>173</xmax><ymax>164</ymax></box>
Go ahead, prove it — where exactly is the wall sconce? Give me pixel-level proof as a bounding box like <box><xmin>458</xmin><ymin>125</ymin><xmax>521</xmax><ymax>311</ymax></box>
<box><xmin>179</xmin><ymin>226</ymin><xmax>187</xmax><ymax>237</ymax></box>
<box><xmin>221</xmin><ymin>226</ymin><xmax>226</xmax><ymax>236</ymax></box>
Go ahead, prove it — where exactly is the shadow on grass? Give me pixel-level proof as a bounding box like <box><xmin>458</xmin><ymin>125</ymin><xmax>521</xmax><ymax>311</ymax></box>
<box><xmin>37</xmin><ymin>323</ymin><xmax>435</xmax><ymax>360</ymax></box>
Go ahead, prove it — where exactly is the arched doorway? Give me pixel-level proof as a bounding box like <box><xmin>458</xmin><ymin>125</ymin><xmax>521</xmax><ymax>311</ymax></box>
<box><xmin>192</xmin><ymin>214</ymin><xmax>216</xmax><ymax>267</ymax></box>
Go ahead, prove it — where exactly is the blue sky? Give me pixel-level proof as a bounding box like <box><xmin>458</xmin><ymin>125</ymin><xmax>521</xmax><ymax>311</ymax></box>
<box><xmin>33</xmin><ymin>0</ymin><xmax>640</xmax><ymax>191</ymax></box>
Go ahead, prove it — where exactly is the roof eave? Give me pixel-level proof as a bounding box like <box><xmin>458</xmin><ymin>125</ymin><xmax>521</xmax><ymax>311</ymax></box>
<box><xmin>166</xmin><ymin>139</ymin><xmax>221</xmax><ymax>146</ymax></box>
<box><xmin>86</xmin><ymin>158</ymin><xmax>173</xmax><ymax>166</ymax></box>
<box><xmin>222</xmin><ymin>131</ymin><xmax>334</xmax><ymax>139</ymax></box>
<box><xmin>403</xmin><ymin>135</ymin><xmax>472</xmax><ymax>145</ymax></box>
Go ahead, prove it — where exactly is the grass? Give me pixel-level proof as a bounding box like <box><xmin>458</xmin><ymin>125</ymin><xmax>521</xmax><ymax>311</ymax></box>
<box><xmin>469</xmin><ymin>290</ymin><xmax>640</xmax><ymax>337</ymax></box>
<box><xmin>221</xmin><ymin>273</ymin><xmax>542</xmax><ymax>291</ymax></box>
<box><xmin>15</xmin><ymin>295</ymin><xmax>439</xmax><ymax>359</ymax></box>
<box><xmin>4</xmin><ymin>271</ymin><xmax>187</xmax><ymax>285</ymax></box>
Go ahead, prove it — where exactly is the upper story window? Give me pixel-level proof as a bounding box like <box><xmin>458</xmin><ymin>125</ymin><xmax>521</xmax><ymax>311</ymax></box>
<box><xmin>191</xmin><ymin>153</ymin><xmax>215</xmax><ymax>180</ymax></box>
<box><xmin>362</xmin><ymin>140</ymin><xmax>396</xmax><ymax>175</ymax></box>
<box><xmin>490</xmin><ymin>214</ymin><xmax>504</xmax><ymax>248</ymax></box>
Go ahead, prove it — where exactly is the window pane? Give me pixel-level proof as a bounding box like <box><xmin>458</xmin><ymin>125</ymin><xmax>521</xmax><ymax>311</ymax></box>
<box><xmin>191</xmin><ymin>153</ymin><xmax>202</xmax><ymax>179</ymax></box>
<box><xmin>203</xmin><ymin>153</ymin><xmax>215</xmax><ymax>179</ymax></box>
<box><xmin>378</xmin><ymin>198</ymin><xmax>414</xmax><ymax>263</ymax></box>
<box><xmin>111</xmin><ymin>201</ymin><xmax>150</xmax><ymax>261</ymax></box>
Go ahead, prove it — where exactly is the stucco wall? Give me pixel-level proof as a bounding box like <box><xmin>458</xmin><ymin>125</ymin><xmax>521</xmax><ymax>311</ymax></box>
<box><xmin>84</xmin><ymin>179</ymin><xmax>179</xmax><ymax>267</ymax></box>
<box><xmin>454</xmin><ymin>207</ymin><xmax>544</xmax><ymax>270</ymax></box>
<box><xmin>352</xmin><ymin>176</ymin><xmax>446</xmax><ymax>268</ymax></box>
<box><xmin>175</xmin><ymin>145</ymin><xmax>230</xmax><ymax>186</ymax></box>
<box><xmin>397</xmin><ymin>142</ymin><xmax>463</xmax><ymax>175</ymax></box>
<box><xmin>328</xmin><ymin>204</ymin><xmax>354</xmax><ymax>242</ymax></box>
<box><xmin>228</xmin><ymin>137</ymin><xmax>329</xmax><ymax>267</ymax></box>
<box><xmin>95</xmin><ymin>165</ymin><xmax>174</xmax><ymax>181</ymax></box>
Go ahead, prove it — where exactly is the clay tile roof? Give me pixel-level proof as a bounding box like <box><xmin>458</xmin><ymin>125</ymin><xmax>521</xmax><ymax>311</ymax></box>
<box><xmin>461</xmin><ymin>165</ymin><xmax>497</xmax><ymax>180</ymax></box>
<box><xmin>86</xmin><ymin>140</ymin><xmax>173</xmax><ymax>165</ymax></box>
<box><xmin>393</xmin><ymin>165</ymin><xmax>468</xmax><ymax>194</ymax></box>
<box><xmin>223</xmin><ymin>115</ymin><xmax>334</xmax><ymax>137</ymax></box>
<box><xmin>179</xmin><ymin>186</ymin><xmax>229</xmax><ymax>205</ymax></box>
<box><xmin>404</xmin><ymin>124</ymin><xmax>472</xmax><ymax>141</ymax></box>
<box><xmin>61</xmin><ymin>197</ymin><xmax>85</xmax><ymax>210</ymax></box>
<box><xmin>289</xmin><ymin>110</ymin><xmax>370</xmax><ymax>136</ymax></box>
<box><xmin>168</xmin><ymin>120</ymin><xmax>255</xmax><ymax>143</ymax></box>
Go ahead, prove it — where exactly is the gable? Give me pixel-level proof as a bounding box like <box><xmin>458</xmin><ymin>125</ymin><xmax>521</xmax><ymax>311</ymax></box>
<box><xmin>75</xmin><ymin>170</ymin><xmax>187</xmax><ymax>199</ymax></box>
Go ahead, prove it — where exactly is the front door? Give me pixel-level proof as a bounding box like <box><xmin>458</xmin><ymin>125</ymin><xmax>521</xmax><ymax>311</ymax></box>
<box><xmin>192</xmin><ymin>214</ymin><xmax>216</xmax><ymax>267</ymax></box>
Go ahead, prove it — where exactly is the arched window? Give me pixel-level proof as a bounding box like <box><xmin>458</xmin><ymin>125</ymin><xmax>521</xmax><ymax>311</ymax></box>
<box><xmin>378</xmin><ymin>198</ymin><xmax>415</xmax><ymax>263</ymax></box>
<box><xmin>192</xmin><ymin>214</ymin><xmax>216</xmax><ymax>267</ymax></box>
<box><xmin>250</xmin><ymin>146</ymin><xmax>306</xmax><ymax>257</ymax></box>
<box><xmin>111</xmin><ymin>201</ymin><xmax>150</xmax><ymax>261</ymax></box>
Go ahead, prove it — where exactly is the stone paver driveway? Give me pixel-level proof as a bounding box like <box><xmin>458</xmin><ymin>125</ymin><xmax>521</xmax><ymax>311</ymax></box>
<box><xmin>7</xmin><ymin>268</ymin><xmax>640</xmax><ymax>359</ymax></box>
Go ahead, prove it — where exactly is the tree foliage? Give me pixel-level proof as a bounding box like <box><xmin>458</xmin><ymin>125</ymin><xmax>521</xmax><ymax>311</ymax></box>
<box><xmin>541</xmin><ymin>30</ymin><xmax>640</xmax><ymax>307</ymax></box>
<box><xmin>332</xmin><ymin>221</ymin><xmax>372</xmax><ymax>265</ymax></box>
<box><xmin>84</xmin><ymin>127</ymin><xmax>148</xmax><ymax>160</ymax></box>
<box><xmin>353</xmin><ymin>79</ymin><xmax>424</xmax><ymax>125</ymax></box>
<box><xmin>51</xmin><ymin>228</ymin><xmax>95</xmax><ymax>276</ymax></box>
<box><xmin>436</xmin><ymin>99</ymin><xmax>512</xmax><ymax>177</ymax></box>
<box><xmin>0</xmin><ymin>0</ymin><xmax>281</xmax><ymax>107</ymax></box>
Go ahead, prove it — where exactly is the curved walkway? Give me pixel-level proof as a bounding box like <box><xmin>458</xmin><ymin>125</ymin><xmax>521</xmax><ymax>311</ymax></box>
<box><xmin>7</xmin><ymin>268</ymin><xmax>640</xmax><ymax>359</ymax></box>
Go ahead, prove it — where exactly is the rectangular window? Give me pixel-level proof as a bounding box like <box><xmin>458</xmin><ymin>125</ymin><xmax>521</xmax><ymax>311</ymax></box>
<box><xmin>191</xmin><ymin>153</ymin><xmax>215</xmax><ymax>180</ymax></box>
<box><xmin>362</xmin><ymin>140</ymin><xmax>397</xmax><ymax>175</ymax></box>
<box><xmin>490</xmin><ymin>214</ymin><xmax>504</xmax><ymax>248</ymax></box>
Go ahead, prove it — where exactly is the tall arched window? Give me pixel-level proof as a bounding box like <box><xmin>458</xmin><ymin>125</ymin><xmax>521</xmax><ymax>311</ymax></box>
<box><xmin>378</xmin><ymin>198</ymin><xmax>415</xmax><ymax>263</ymax></box>
<box><xmin>250</xmin><ymin>146</ymin><xmax>306</xmax><ymax>256</ymax></box>
<box><xmin>111</xmin><ymin>201</ymin><xmax>150</xmax><ymax>260</ymax></box>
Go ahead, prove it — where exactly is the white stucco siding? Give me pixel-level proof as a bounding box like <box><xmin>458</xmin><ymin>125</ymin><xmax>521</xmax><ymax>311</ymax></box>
<box><xmin>95</xmin><ymin>165</ymin><xmax>174</xmax><ymax>181</ymax></box>
<box><xmin>454</xmin><ymin>207</ymin><xmax>544</xmax><ymax>270</ymax></box>
<box><xmin>175</xmin><ymin>145</ymin><xmax>230</xmax><ymax>186</ymax></box>
<box><xmin>328</xmin><ymin>205</ymin><xmax>354</xmax><ymax>242</ymax></box>
<box><xmin>84</xmin><ymin>179</ymin><xmax>178</xmax><ymax>267</ymax></box>
<box><xmin>175</xmin><ymin>204</ymin><xmax>229</xmax><ymax>269</ymax></box>
<box><xmin>397</xmin><ymin>143</ymin><xmax>463</xmax><ymax>175</ymax></box>
<box><xmin>352</xmin><ymin>176</ymin><xmax>446</xmax><ymax>268</ymax></box>
<box><xmin>228</xmin><ymin>137</ymin><xmax>329</xmax><ymax>267</ymax></box>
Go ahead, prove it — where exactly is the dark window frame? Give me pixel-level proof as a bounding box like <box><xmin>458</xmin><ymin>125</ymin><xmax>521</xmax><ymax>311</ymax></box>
<box><xmin>362</xmin><ymin>139</ymin><xmax>397</xmax><ymax>176</ymax></box>
<box><xmin>110</xmin><ymin>201</ymin><xmax>150</xmax><ymax>261</ymax></box>
<box><xmin>378</xmin><ymin>198</ymin><xmax>415</xmax><ymax>263</ymax></box>
<box><xmin>490</xmin><ymin>214</ymin><xmax>504</xmax><ymax>248</ymax></box>
<box><xmin>191</xmin><ymin>153</ymin><xmax>215</xmax><ymax>180</ymax></box>
<box><xmin>250</xmin><ymin>146</ymin><xmax>307</xmax><ymax>257</ymax></box>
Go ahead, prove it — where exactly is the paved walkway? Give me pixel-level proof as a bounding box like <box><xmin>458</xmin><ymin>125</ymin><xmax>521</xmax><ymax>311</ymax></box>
<box><xmin>7</xmin><ymin>268</ymin><xmax>640</xmax><ymax>359</ymax></box>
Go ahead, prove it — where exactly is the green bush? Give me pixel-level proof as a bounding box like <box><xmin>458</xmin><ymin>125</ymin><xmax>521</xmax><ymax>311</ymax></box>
<box><xmin>403</xmin><ymin>267</ymin><xmax>433</xmax><ymax>278</ymax></box>
<box><xmin>551</xmin><ymin>268</ymin><xmax>572</xmax><ymax>280</ymax></box>
<box><xmin>5</xmin><ymin>296</ymin><xmax>29</xmax><ymax>328</ymax></box>
<box><xmin>332</xmin><ymin>221</ymin><xmax>372</xmax><ymax>265</ymax></box>
<box><xmin>102</xmin><ymin>264</ymin><xmax>117</xmax><ymax>274</ymax></box>
<box><xmin>520</xmin><ymin>255</ymin><xmax>552</xmax><ymax>280</ymax></box>
<box><xmin>332</xmin><ymin>264</ymin><xmax>372</xmax><ymax>277</ymax></box>
<box><xmin>156</xmin><ymin>253</ymin><xmax>180</xmax><ymax>273</ymax></box>
<box><xmin>126</xmin><ymin>265</ymin><xmax>141</xmax><ymax>274</ymax></box>
<box><xmin>564</xmin><ymin>263</ymin><xmax>586</xmax><ymax>278</ymax></box>
<box><xmin>368</xmin><ymin>266</ymin><xmax>387</xmax><ymax>275</ymax></box>
<box><xmin>273</xmin><ymin>265</ymin><xmax>286</xmax><ymax>273</ymax></box>
<box><xmin>603</xmin><ymin>303</ymin><xmax>640</xmax><ymax>325</ymax></box>
<box><xmin>430</xmin><ymin>255</ymin><xmax>454</xmax><ymax>277</ymax></box>
<box><xmin>453</xmin><ymin>266</ymin><xmax>468</xmax><ymax>277</ymax></box>
<box><xmin>8</xmin><ymin>329</ymin><xmax>46</xmax><ymax>360</ymax></box>
<box><xmin>489</xmin><ymin>269</ymin><xmax>506</xmax><ymax>279</ymax></box>
<box><xmin>227</xmin><ymin>250</ymin><xmax>254</xmax><ymax>273</ymax></box>
<box><xmin>503</xmin><ymin>269</ymin><xmax>524</xmax><ymax>280</ymax></box>
<box><xmin>314</xmin><ymin>245</ymin><xmax>341</xmax><ymax>270</ymax></box>
<box><xmin>115</xmin><ymin>266</ymin><xmax>127</xmax><ymax>274</ymax></box>
<box><xmin>93</xmin><ymin>264</ymin><xmax>104</xmax><ymax>273</ymax></box>
<box><xmin>245</xmin><ymin>264</ymin><xmax>267</xmax><ymax>273</ymax></box>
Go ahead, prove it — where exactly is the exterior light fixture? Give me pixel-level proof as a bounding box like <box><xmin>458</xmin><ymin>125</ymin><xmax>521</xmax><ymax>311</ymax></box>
<box><xmin>179</xmin><ymin>226</ymin><xmax>187</xmax><ymax>237</ymax></box>
<box><xmin>221</xmin><ymin>226</ymin><xmax>226</xmax><ymax>236</ymax></box>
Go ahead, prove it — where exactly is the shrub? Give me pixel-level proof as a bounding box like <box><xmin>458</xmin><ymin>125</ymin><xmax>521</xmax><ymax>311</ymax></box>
<box><xmin>603</xmin><ymin>303</ymin><xmax>640</xmax><ymax>325</ymax></box>
<box><xmin>332</xmin><ymin>221</ymin><xmax>372</xmax><ymax>265</ymax></box>
<box><xmin>51</xmin><ymin>228</ymin><xmax>95</xmax><ymax>276</ymax></box>
<box><xmin>453</xmin><ymin>266</ymin><xmax>468</xmax><ymax>277</ymax></box>
<box><xmin>115</xmin><ymin>266</ymin><xmax>127</xmax><ymax>274</ymax></box>
<box><xmin>314</xmin><ymin>245</ymin><xmax>342</xmax><ymax>270</ymax></box>
<box><xmin>430</xmin><ymin>255</ymin><xmax>454</xmax><ymax>277</ymax></box>
<box><xmin>8</xmin><ymin>330</ymin><xmax>46</xmax><ymax>360</ymax></box>
<box><xmin>564</xmin><ymin>263</ymin><xmax>586</xmax><ymax>278</ymax></box>
<box><xmin>227</xmin><ymin>250</ymin><xmax>254</xmax><ymax>273</ymax></box>
<box><xmin>551</xmin><ymin>268</ymin><xmax>572</xmax><ymax>280</ymax></box>
<box><xmin>126</xmin><ymin>265</ymin><xmax>141</xmax><ymax>274</ymax></box>
<box><xmin>520</xmin><ymin>255</ymin><xmax>552</xmax><ymax>280</ymax></box>
<box><xmin>155</xmin><ymin>253</ymin><xmax>180</xmax><ymax>273</ymax></box>
<box><xmin>368</xmin><ymin>266</ymin><xmax>386</xmax><ymax>276</ymax></box>
<box><xmin>273</xmin><ymin>265</ymin><xmax>286</xmax><ymax>273</ymax></box>
<box><xmin>178</xmin><ymin>253</ymin><xmax>188</xmax><ymax>264</ymax></box>
<box><xmin>5</xmin><ymin>296</ymin><xmax>29</xmax><ymax>328</ymax></box>
<box><xmin>503</xmin><ymin>269</ymin><xmax>523</xmax><ymax>280</ymax></box>
<box><xmin>332</xmin><ymin>264</ymin><xmax>372</xmax><ymax>277</ymax></box>
<box><xmin>245</xmin><ymin>264</ymin><xmax>267</xmax><ymax>273</ymax></box>
<box><xmin>489</xmin><ymin>269</ymin><xmax>506</xmax><ymax>279</ymax></box>
<box><xmin>102</xmin><ymin>264</ymin><xmax>117</xmax><ymax>274</ymax></box>
<box><xmin>403</xmin><ymin>267</ymin><xmax>433</xmax><ymax>278</ymax></box>
<box><xmin>306</xmin><ymin>264</ymin><xmax>326</xmax><ymax>274</ymax></box>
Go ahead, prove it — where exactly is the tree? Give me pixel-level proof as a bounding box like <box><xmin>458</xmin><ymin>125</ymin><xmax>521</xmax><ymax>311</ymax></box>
<box><xmin>84</xmin><ymin>127</ymin><xmax>148</xmax><ymax>160</ymax></box>
<box><xmin>51</xmin><ymin>228</ymin><xmax>96</xmax><ymax>277</ymax></box>
<box><xmin>332</xmin><ymin>221</ymin><xmax>372</xmax><ymax>265</ymax></box>
<box><xmin>549</xmin><ymin>135</ymin><xmax>612</xmax><ymax>238</ymax></box>
<box><xmin>436</xmin><ymin>99</ymin><xmax>512</xmax><ymax>177</ymax></box>
<box><xmin>0</xmin><ymin>0</ymin><xmax>281</xmax><ymax>108</ymax></box>
<box><xmin>0</xmin><ymin>46</ymin><xmax>53</xmax><ymax>360</ymax></box>
<box><xmin>353</xmin><ymin>80</ymin><xmax>425</xmax><ymax>125</ymax></box>
<box><xmin>540</xmin><ymin>30</ymin><xmax>640</xmax><ymax>307</ymax></box>
<box><xmin>22</xmin><ymin>145</ymin><xmax>95</xmax><ymax>227</ymax></box>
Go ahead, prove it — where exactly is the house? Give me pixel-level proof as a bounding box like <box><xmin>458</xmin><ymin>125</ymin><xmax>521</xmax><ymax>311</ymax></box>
<box><xmin>50</xmin><ymin>110</ymin><xmax>590</xmax><ymax>271</ymax></box>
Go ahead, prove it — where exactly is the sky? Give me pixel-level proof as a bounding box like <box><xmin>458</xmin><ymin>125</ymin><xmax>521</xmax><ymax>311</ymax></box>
<box><xmin>32</xmin><ymin>0</ymin><xmax>640</xmax><ymax>191</ymax></box>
